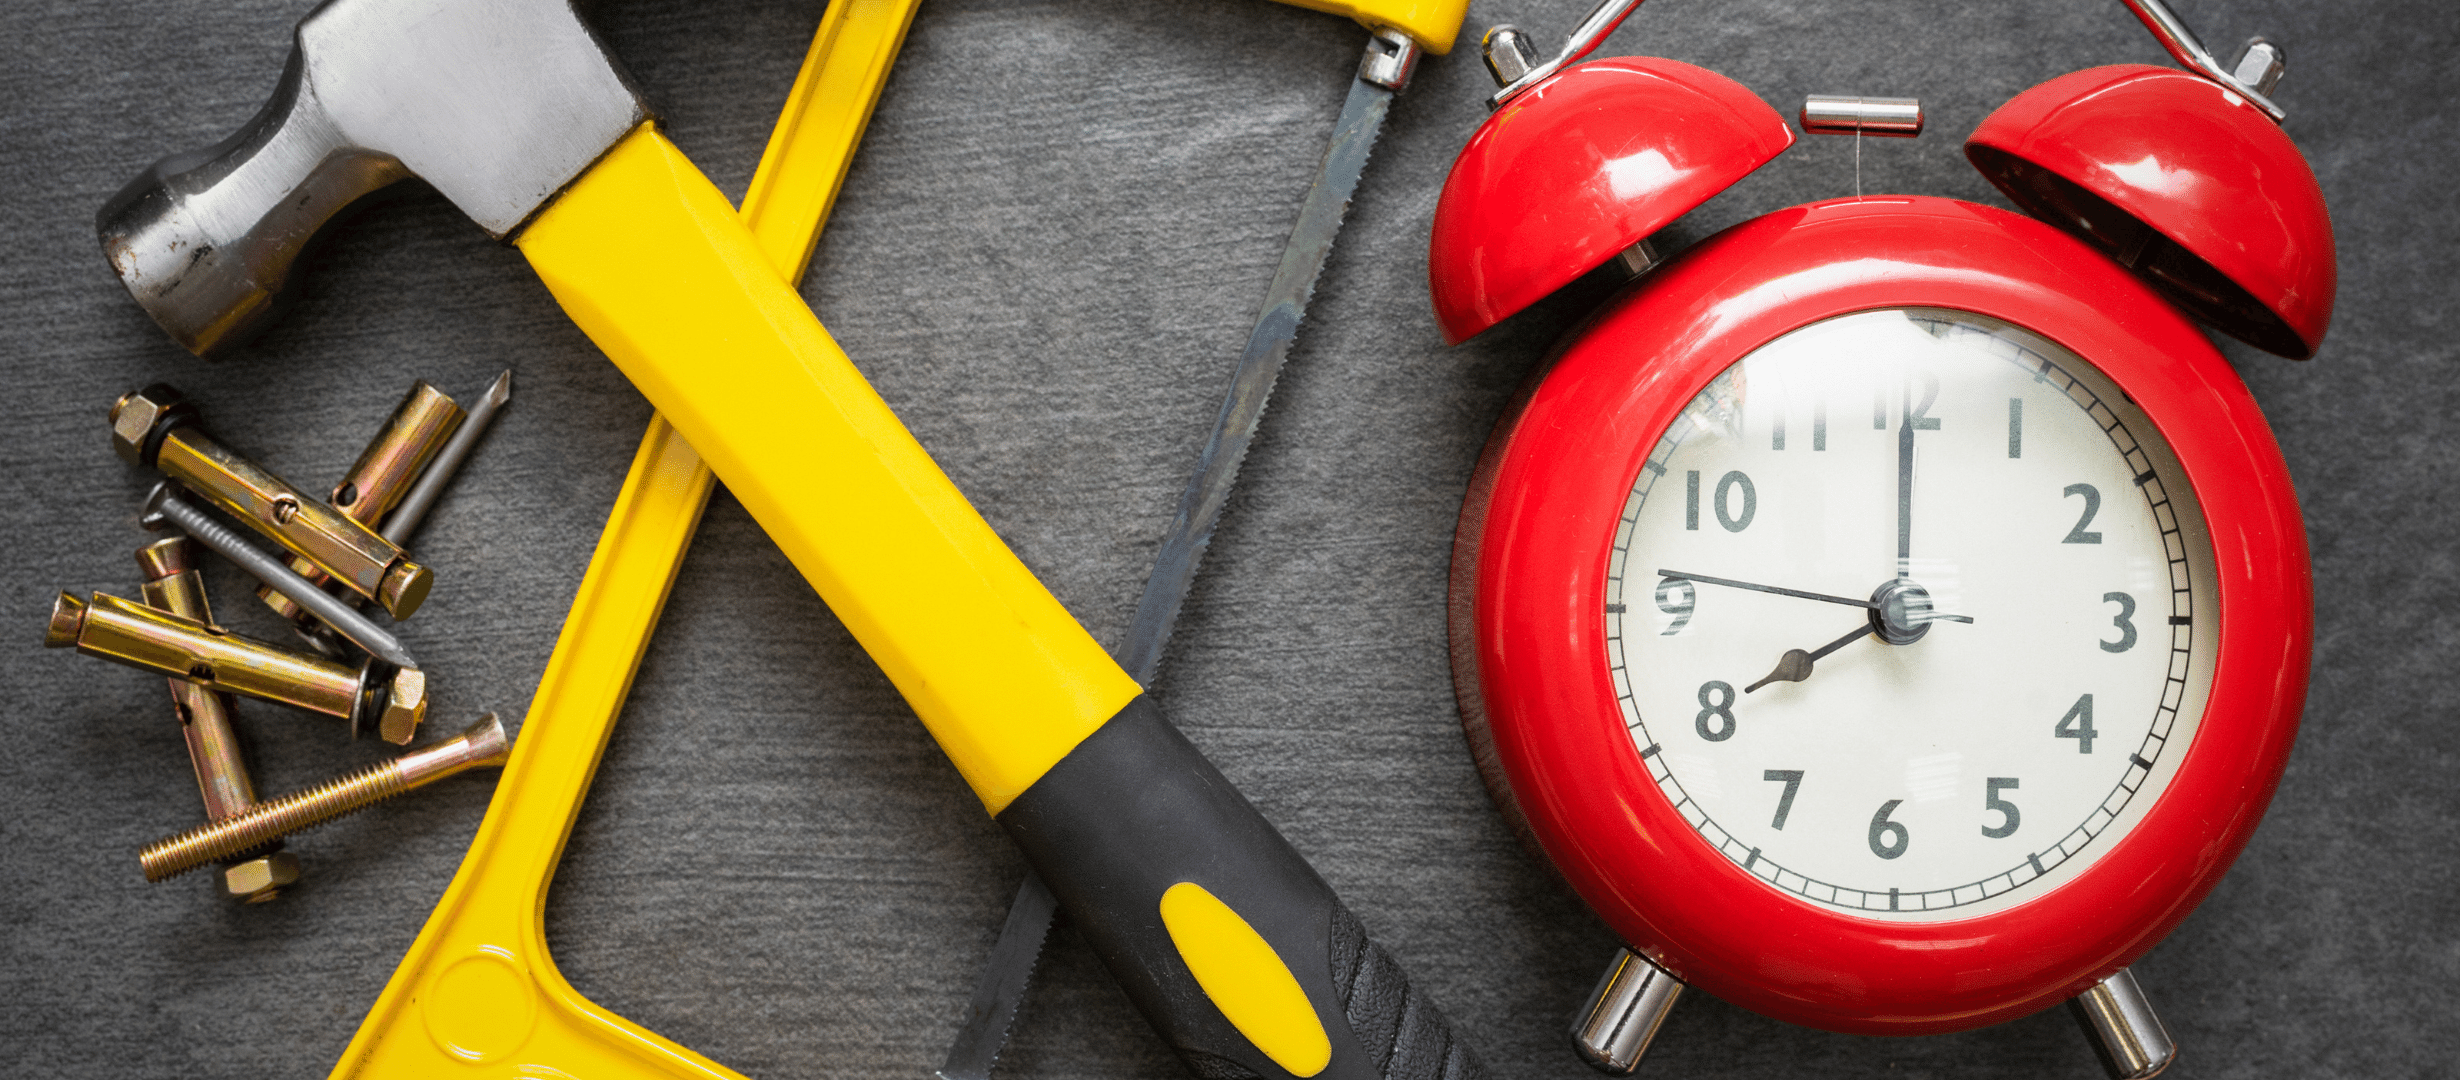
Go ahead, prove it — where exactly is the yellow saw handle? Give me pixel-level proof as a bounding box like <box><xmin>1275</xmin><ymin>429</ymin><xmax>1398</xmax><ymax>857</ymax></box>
<box><xmin>519</xmin><ymin>127</ymin><xmax>1140</xmax><ymax>814</ymax></box>
<box><xmin>1268</xmin><ymin>0</ymin><xmax>1468</xmax><ymax>53</ymax></box>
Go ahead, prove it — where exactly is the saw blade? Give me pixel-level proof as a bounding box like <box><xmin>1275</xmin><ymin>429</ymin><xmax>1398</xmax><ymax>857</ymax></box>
<box><xmin>934</xmin><ymin>69</ymin><xmax>1396</xmax><ymax>1080</ymax></box>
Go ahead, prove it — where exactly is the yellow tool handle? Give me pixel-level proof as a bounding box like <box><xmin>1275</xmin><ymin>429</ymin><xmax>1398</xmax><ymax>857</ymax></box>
<box><xmin>1267</xmin><ymin>0</ymin><xmax>1468</xmax><ymax>53</ymax></box>
<box><xmin>333</xmin><ymin>2</ymin><xmax>922</xmax><ymax>1076</ymax></box>
<box><xmin>519</xmin><ymin>126</ymin><xmax>1141</xmax><ymax>814</ymax></box>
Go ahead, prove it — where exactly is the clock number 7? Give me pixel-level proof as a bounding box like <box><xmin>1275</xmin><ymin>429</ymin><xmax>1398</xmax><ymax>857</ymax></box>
<box><xmin>1763</xmin><ymin>769</ymin><xmax>1803</xmax><ymax>829</ymax></box>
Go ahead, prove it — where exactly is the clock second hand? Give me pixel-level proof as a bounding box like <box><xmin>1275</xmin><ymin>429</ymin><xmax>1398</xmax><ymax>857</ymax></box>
<box><xmin>1745</xmin><ymin>623</ymin><xmax>1874</xmax><ymax>693</ymax></box>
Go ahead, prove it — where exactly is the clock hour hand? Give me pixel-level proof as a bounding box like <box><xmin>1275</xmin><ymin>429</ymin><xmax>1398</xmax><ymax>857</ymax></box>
<box><xmin>1745</xmin><ymin>623</ymin><xmax>1874</xmax><ymax>693</ymax></box>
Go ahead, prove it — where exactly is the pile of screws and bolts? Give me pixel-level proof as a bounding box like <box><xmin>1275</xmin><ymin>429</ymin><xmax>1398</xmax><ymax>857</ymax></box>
<box><xmin>40</xmin><ymin>375</ymin><xmax>517</xmax><ymax>902</ymax></box>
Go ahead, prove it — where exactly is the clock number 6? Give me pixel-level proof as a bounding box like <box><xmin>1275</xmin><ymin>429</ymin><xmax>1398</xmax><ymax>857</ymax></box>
<box><xmin>1696</xmin><ymin>681</ymin><xmax>1737</xmax><ymax>741</ymax></box>
<box><xmin>1868</xmin><ymin>799</ymin><xmax>1909</xmax><ymax>860</ymax></box>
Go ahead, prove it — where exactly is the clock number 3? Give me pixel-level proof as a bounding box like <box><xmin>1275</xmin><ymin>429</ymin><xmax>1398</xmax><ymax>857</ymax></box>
<box><xmin>2101</xmin><ymin>592</ymin><xmax>2137</xmax><ymax>653</ymax></box>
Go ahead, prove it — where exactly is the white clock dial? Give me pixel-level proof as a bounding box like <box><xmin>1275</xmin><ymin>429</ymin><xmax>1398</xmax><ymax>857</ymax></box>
<box><xmin>1603</xmin><ymin>308</ymin><xmax>2219</xmax><ymax>921</ymax></box>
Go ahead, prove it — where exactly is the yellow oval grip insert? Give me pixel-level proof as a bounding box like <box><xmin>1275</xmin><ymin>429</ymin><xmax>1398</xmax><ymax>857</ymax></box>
<box><xmin>1158</xmin><ymin>882</ymin><xmax>1332</xmax><ymax>1077</ymax></box>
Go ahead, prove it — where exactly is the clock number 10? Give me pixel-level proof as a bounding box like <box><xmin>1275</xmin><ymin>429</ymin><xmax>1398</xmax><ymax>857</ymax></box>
<box><xmin>1685</xmin><ymin>470</ymin><xmax>1756</xmax><ymax>533</ymax></box>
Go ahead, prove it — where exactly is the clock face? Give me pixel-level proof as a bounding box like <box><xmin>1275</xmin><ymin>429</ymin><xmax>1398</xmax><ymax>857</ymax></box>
<box><xmin>1602</xmin><ymin>308</ymin><xmax>2219</xmax><ymax>921</ymax></box>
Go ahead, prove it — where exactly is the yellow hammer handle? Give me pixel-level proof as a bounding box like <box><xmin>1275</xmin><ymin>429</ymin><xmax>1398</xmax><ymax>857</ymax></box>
<box><xmin>519</xmin><ymin>127</ymin><xmax>1140</xmax><ymax>814</ymax></box>
<box><xmin>1267</xmin><ymin>0</ymin><xmax>1468</xmax><ymax>53</ymax></box>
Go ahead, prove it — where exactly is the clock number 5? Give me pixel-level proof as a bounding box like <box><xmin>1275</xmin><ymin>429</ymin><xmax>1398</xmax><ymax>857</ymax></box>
<box><xmin>1867</xmin><ymin>799</ymin><xmax>1909</xmax><ymax>860</ymax></box>
<box><xmin>1982</xmin><ymin>777</ymin><xmax>2021</xmax><ymax>838</ymax></box>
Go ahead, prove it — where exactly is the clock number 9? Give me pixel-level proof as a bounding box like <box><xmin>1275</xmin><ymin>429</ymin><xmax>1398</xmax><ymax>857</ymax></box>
<box><xmin>1696</xmin><ymin>681</ymin><xmax>1737</xmax><ymax>742</ymax></box>
<box><xmin>1868</xmin><ymin>799</ymin><xmax>1909</xmax><ymax>860</ymax></box>
<box><xmin>1655</xmin><ymin>578</ymin><xmax>1696</xmax><ymax>636</ymax></box>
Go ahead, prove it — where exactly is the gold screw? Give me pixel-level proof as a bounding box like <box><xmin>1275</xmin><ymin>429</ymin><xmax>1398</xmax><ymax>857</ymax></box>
<box><xmin>140</xmin><ymin>714</ymin><xmax>510</xmax><ymax>882</ymax></box>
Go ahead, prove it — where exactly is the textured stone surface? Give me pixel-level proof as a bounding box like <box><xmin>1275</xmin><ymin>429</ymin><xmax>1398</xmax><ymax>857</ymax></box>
<box><xmin>0</xmin><ymin>1</ymin><xmax>2451</xmax><ymax>1076</ymax></box>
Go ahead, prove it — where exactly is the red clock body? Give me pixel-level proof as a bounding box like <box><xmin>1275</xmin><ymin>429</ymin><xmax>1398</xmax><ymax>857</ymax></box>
<box><xmin>1450</xmin><ymin>195</ymin><xmax>2310</xmax><ymax>1033</ymax></box>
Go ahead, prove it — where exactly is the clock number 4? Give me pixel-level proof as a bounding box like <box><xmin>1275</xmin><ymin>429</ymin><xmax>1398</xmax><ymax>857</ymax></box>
<box><xmin>2057</xmin><ymin>693</ymin><xmax>2097</xmax><ymax>754</ymax></box>
<box><xmin>1685</xmin><ymin>470</ymin><xmax>1756</xmax><ymax>533</ymax></box>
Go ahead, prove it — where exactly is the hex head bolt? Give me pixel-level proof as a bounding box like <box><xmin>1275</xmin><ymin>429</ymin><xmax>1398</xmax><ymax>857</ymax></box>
<box><xmin>110</xmin><ymin>384</ymin><xmax>433</xmax><ymax>619</ymax></box>
<box><xmin>135</xmin><ymin>537</ymin><xmax>299</xmax><ymax>902</ymax></box>
<box><xmin>46</xmin><ymin>590</ymin><xmax>426</xmax><ymax>744</ymax></box>
<box><xmin>261</xmin><ymin>380</ymin><xmax>464</xmax><ymax>632</ymax></box>
<box><xmin>141</xmin><ymin>714</ymin><xmax>510</xmax><ymax>882</ymax></box>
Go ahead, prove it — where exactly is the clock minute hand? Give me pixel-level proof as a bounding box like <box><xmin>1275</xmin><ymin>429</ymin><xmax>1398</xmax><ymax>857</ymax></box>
<box><xmin>1745</xmin><ymin>623</ymin><xmax>1874</xmax><ymax>694</ymax></box>
<box><xmin>1658</xmin><ymin>569</ymin><xmax>1873</xmax><ymax>610</ymax></box>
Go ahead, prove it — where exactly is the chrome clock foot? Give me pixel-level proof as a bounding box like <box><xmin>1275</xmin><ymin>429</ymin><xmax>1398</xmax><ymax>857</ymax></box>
<box><xmin>2071</xmin><ymin>967</ymin><xmax>2178</xmax><ymax>1079</ymax></box>
<box><xmin>1571</xmin><ymin>948</ymin><xmax>1684</xmax><ymax>1074</ymax></box>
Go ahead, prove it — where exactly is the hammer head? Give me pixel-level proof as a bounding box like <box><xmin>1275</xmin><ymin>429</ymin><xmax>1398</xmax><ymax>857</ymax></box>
<box><xmin>97</xmin><ymin>0</ymin><xmax>649</xmax><ymax>357</ymax></box>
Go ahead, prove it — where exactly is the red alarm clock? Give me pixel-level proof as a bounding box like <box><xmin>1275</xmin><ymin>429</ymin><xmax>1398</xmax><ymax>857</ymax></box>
<box><xmin>1433</xmin><ymin>1</ymin><xmax>2331</xmax><ymax>1076</ymax></box>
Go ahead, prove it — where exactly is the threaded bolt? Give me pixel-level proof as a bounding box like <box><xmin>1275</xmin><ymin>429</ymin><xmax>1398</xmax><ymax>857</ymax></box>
<box><xmin>140</xmin><ymin>713</ymin><xmax>510</xmax><ymax>882</ymax></box>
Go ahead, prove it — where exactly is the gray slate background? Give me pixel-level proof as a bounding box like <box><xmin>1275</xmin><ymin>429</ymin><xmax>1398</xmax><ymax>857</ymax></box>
<box><xmin>2</xmin><ymin>0</ymin><xmax>2453</xmax><ymax>1076</ymax></box>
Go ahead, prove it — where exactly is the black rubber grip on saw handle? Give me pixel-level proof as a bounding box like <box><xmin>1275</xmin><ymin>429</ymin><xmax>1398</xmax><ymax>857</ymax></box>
<box><xmin>996</xmin><ymin>696</ymin><xmax>1486</xmax><ymax>1080</ymax></box>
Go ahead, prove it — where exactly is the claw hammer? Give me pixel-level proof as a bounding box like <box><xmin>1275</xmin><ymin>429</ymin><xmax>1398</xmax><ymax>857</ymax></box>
<box><xmin>99</xmin><ymin>2</ymin><xmax>1479</xmax><ymax>1078</ymax></box>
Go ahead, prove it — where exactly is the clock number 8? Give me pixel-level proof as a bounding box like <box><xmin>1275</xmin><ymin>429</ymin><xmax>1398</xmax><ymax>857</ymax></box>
<box><xmin>1696</xmin><ymin>680</ymin><xmax>1737</xmax><ymax>741</ymax></box>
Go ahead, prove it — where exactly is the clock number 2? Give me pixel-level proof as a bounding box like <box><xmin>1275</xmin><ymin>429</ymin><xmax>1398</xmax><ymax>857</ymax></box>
<box><xmin>2062</xmin><ymin>483</ymin><xmax>2103</xmax><ymax>544</ymax></box>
